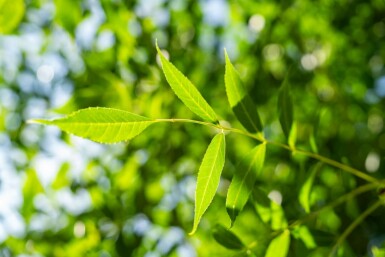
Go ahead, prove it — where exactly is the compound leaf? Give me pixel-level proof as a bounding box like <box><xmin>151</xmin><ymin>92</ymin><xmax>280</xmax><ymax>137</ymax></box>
<box><xmin>29</xmin><ymin>107</ymin><xmax>155</xmax><ymax>144</ymax></box>
<box><xmin>190</xmin><ymin>133</ymin><xmax>226</xmax><ymax>234</ymax></box>
<box><xmin>224</xmin><ymin>50</ymin><xmax>263</xmax><ymax>133</ymax></box>
<box><xmin>226</xmin><ymin>143</ymin><xmax>266</xmax><ymax>225</ymax></box>
<box><xmin>157</xmin><ymin>43</ymin><xmax>218</xmax><ymax>123</ymax></box>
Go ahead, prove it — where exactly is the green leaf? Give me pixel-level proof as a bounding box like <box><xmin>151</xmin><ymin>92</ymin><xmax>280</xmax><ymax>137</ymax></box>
<box><xmin>265</xmin><ymin>230</ymin><xmax>291</xmax><ymax>257</ymax></box>
<box><xmin>212</xmin><ymin>224</ymin><xmax>245</xmax><ymax>250</ymax></box>
<box><xmin>0</xmin><ymin>0</ymin><xmax>25</xmax><ymax>34</ymax></box>
<box><xmin>372</xmin><ymin>246</ymin><xmax>385</xmax><ymax>257</ymax></box>
<box><xmin>252</xmin><ymin>187</ymin><xmax>272</xmax><ymax>224</ymax></box>
<box><xmin>277</xmin><ymin>77</ymin><xmax>293</xmax><ymax>138</ymax></box>
<box><xmin>226</xmin><ymin>143</ymin><xmax>266</xmax><ymax>225</ymax></box>
<box><xmin>288</xmin><ymin>121</ymin><xmax>297</xmax><ymax>149</ymax></box>
<box><xmin>23</xmin><ymin>169</ymin><xmax>44</xmax><ymax>196</ymax></box>
<box><xmin>22</xmin><ymin>168</ymin><xmax>44</xmax><ymax>221</ymax></box>
<box><xmin>190</xmin><ymin>133</ymin><xmax>226</xmax><ymax>235</ymax></box>
<box><xmin>310</xmin><ymin>229</ymin><xmax>336</xmax><ymax>246</ymax></box>
<box><xmin>309</xmin><ymin>131</ymin><xmax>318</xmax><ymax>153</ymax></box>
<box><xmin>52</xmin><ymin>163</ymin><xmax>70</xmax><ymax>190</ymax></box>
<box><xmin>224</xmin><ymin>50</ymin><xmax>263</xmax><ymax>133</ymax></box>
<box><xmin>53</xmin><ymin>0</ymin><xmax>82</xmax><ymax>33</ymax></box>
<box><xmin>299</xmin><ymin>163</ymin><xmax>321</xmax><ymax>213</ymax></box>
<box><xmin>271</xmin><ymin>201</ymin><xmax>287</xmax><ymax>231</ymax></box>
<box><xmin>29</xmin><ymin>107</ymin><xmax>155</xmax><ymax>144</ymax></box>
<box><xmin>291</xmin><ymin>225</ymin><xmax>316</xmax><ymax>249</ymax></box>
<box><xmin>156</xmin><ymin>43</ymin><xmax>218</xmax><ymax>123</ymax></box>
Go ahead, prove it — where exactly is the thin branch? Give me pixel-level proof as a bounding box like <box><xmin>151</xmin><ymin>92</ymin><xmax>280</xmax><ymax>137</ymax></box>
<box><xmin>289</xmin><ymin>182</ymin><xmax>380</xmax><ymax>228</ymax></box>
<box><xmin>328</xmin><ymin>199</ymin><xmax>383</xmax><ymax>257</ymax></box>
<box><xmin>154</xmin><ymin>118</ymin><xmax>382</xmax><ymax>185</ymax></box>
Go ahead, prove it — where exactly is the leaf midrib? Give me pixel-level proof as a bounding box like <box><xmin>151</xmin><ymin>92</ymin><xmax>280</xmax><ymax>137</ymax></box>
<box><xmin>230</xmin><ymin>148</ymin><xmax>261</xmax><ymax>209</ymax></box>
<box><xmin>51</xmin><ymin>120</ymin><xmax>153</xmax><ymax>125</ymax></box>
<box><xmin>227</xmin><ymin>62</ymin><xmax>259</xmax><ymax>132</ymax></box>
<box><xmin>196</xmin><ymin>135</ymin><xmax>224</xmax><ymax>219</ymax></box>
<box><xmin>163</xmin><ymin>58</ymin><xmax>216</xmax><ymax>123</ymax></box>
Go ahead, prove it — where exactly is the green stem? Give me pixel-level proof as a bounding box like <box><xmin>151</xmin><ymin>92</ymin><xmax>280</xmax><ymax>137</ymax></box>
<box><xmin>295</xmin><ymin>150</ymin><xmax>379</xmax><ymax>184</ymax></box>
<box><xmin>154</xmin><ymin>118</ymin><xmax>381</xmax><ymax>184</ymax></box>
<box><xmin>289</xmin><ymin>182</ymin><xmax>380</xmax><ymax>228</ymax></box>
<box><xmin>328</xmin><ymin>199</ymin><xmax>383</xmax><ymax>257</ymax></box>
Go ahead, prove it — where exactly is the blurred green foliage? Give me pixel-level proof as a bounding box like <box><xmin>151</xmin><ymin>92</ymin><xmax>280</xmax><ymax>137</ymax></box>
<box><xmin>1</xmin><ymin>0</ymin><xmax>385</xmax><ymax>256</ymax></box>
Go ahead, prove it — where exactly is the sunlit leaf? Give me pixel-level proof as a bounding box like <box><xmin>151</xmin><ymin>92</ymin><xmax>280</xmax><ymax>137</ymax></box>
<box><xmin>52</xmin><ymin>162</ymin><xmax>70</xmax><ymax>190</ymax></box>
<box><xmin>53</xmin><ymin>0</ymin><xmax>82</xmax><ymax>33</ymax></box>
<box><xmin>292</xmin><ymin>225</ymin><xmax>316</xmax><ymax>249</ymax></box>
<box><xmin>299</xmin><ymin>163</ymin><xmax>321</xmax><ymax>213</ymax></box>
<box><xmin>190</xmin><ymin>133</ymin><xmax>226</xmax><ymax>234</ymax></box>
<box><xmin>271</xmin><ymin>201</ymin><xmax>287</xmax><ymax>231</ymax></box>
<box><xmin>277</xmin><ymin>77</ymin><xmax>293</xmax><ymax>138</ymax></box>
<box><xmin>212</xmin><ymin>224</ymin><xmax>245</xmax><ymax>250</ymax></box>
<box><xmin>288</xmin><ymin>121</ymin><xmax>297</xmax><ymax>149</ymax></box>
<box><xmin>23</xmin><ymin>169</ymin><xmax>44</xmax><ymax>196</ymax></box>
<box><xmin>156</xmin><ymin>43</ymin><xmax>218</xmax><ymax>123</ymax></box>
<box><xmin>0</xmin><ymin>0</ymin><xmax>24</xmax><ymax>34</ymax></box>
<box><xmin>29</xmin><ymin>107</ymin><xmax>155</xmax><ymax>144</ymax></box>
<box><xmin>22</xmin><ymin>168</ymin><xmax>44</xmax><ymax>221</ymax></box>
<box><xmin>265</xmin><ymin>230</ymin><xmax>291</xmax><ymax>257</ymax></box>
<box><xmin>372</xmin><ymin>246</ymin><xmax>385</xmax><ymax>257</ymax></box>
<box><xmin>309</xmin><ymin>131</ymin><xmax>318</xmax><ymax>153</ymax></box>
<box><xmin>224</xmin><ymin>50</ymin><xmax>263</xmax><ymax>133</ymax></box>
<box><xmin>226</xmin><ymin>143</ymin><xmax>266</xmax><ymax>225</ymax></box>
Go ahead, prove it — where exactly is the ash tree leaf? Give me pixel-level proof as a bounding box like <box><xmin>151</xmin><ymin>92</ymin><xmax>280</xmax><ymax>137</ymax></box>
<box><xmin>224</xmin><ymin>50</ymin><xmax>263</xmax><ymax>133</ymax></box>
<box><xmin>190</xmin><ymin>133</ymin><xmax>226</xmax><ymax>235</ymax></box>
<box><xmin>265</xmin><ymin>229</ymin><xmax>291</xmax><ymax>257</ymax></box>
<box><xmin>29</xmin><ymin>107</ymin><xmax>155</xmax><ymax>144</ymax></box>
<box><xmin>156</xmin><ymin>43</ymin><xmax>218</xmax><ymax>123</ymax></box>
<box><xmin>277</xmin><ymin>77</ymin><xmax>293</xmax><ymax>139</ymax></box>
<box><xmin>212</xmin><ymin>224</ymin><xmax>245</xmax><ymax>250</ymax></box>
<box><xmin>226</xmin><ymin>143</ymin><xmax>266</xmax><ymax>226</ymax></box>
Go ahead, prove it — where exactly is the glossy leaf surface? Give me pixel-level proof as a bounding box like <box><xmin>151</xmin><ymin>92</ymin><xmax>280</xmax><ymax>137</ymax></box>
<box><xmin>190</xmin><ymin>133</ymin><xmax>226</xmax><ymax>234</ymax></box>
<box><xmin>224</xmin><ymin>50</ymin><xmax>263</xmax><ymax>133</ymax></box>
<box><xmin>226</xmin><ymin>143</ymin><xmax>266</xmax><ymax>225</ymax></box>
<box><xmin>157</xmin><ymin>44</ymin><xmax>218</xmax><ymax>123</ymax></box>
<box><xmin>30</xmin><ymin>107</ymin><xmax>155</xmax><ymax>144</ymax></box>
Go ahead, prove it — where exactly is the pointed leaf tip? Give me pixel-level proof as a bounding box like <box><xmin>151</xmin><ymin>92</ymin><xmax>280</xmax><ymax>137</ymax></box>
<box><xmin>26</xmin><ymin>119</ymin><xmax>44</xmax><ymax>124</ymax></box>
<box><xmin>226</xmin><ymin>143</ymin><xmax>266</xmax><ymax>224</ymax></box>
<box><xmin>191</xmin><ymin>133</ymin><xmax>226</xmax><ymax>234</ymax></box>
<box><xmin>28</xmin><ymin>107</ymin><xmax>155</xmax><ymax>144</ymax></box>
<box><xmin>224</xmin><ymin>53</ymin><xmax>263</xmax><ymax>133</ymax></box>
<box><xmin>157</xmin><ymin>45</ymin><xmax>218</xmax><ymax>123</ymax></box>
